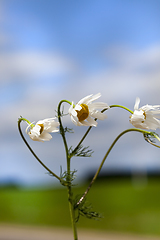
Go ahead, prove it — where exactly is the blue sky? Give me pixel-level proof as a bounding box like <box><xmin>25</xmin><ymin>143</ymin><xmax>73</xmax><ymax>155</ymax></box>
<box><xmin>1</xmin><ymin>0</ymin><xmax>160</xmax><ymax>187</ymax></box>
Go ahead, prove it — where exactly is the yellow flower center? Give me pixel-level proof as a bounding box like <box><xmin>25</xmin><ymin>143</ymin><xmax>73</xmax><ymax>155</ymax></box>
<box><xmin>142</xmin><ymin>110</ymin><xmax>146</xmax><ymax>123</ymax></box>
<box><xmin>76</xmin><ymin>104</ymin><xmax>89</xmax><ymax>122</ymax></box>
<box><xmin>38</xmin><ymin>124</ymin><xmax>44</xmax><ymax>134</ymax></box>
<box><xmin>143</xmin><ymin>111</ymin><xmax>146</xmax><ymax>119</ymax></box>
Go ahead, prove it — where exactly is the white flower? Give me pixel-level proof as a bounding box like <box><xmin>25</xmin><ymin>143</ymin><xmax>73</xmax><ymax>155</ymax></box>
<box><xmin>130</xmin><ymin>97</ymin><xmax>160</xmax><ymax>130</ymax></box>
<box><xmin>68</xmin><ymin>93</ymin><xmax>109</xmax><ymax>127</ymax></box>
<box><xmin>26</xmin><ymin>118</ymin><xmax>59</xmax><ymax>142</ymax></box>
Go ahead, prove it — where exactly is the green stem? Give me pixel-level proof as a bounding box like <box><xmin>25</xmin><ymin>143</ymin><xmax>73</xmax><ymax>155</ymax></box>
<box><xmin>18</xmin><ymin>118</ymin><xmax>61</xmax><ymax>181</ymax></box>
<box><xmin>67</xmin><ymin>156</ymin><xmax>78</xmax><ymax>240</ymax></box>
<box><xmin>57</xmin><ymin>100</ymin><xmax>72</xmax><ymax>158</ymax></box>
<box><xmin>72</xmin><ymin>105</ymin><xmax>132</xmax><ymax>155</ymax></box>
<box><xmin>109</xmin><ymin>104</ymin><xmax>133</xmax><ymax>114</ymax></box>
<box><xmin>57</xmin><ymin>100</ymin><xmax>78</xmax><ymax>240</ymax></box>
<box><xmin>72</xmin><ymin>126</ymin><xmax>92</xmax><ymax>156</ymax></box>
<box><xmin>19</xmin><ymin>117</ymin><xmax>35</xmax><ymax>127</ymax></box>
<box><xmin>76</xmin><ymin>128</ymin><xmax>151</xmax><ymax>206</ymax></box>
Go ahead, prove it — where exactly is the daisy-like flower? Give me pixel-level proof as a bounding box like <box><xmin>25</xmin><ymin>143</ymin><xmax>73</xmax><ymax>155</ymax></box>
<box><xmin>68</xmin><ymin>93</ymin><xmax>109</xmax><ymax>127</ymax></box>
<box><xmin>130</xmin><ymin>97</ymin><xmax>160</xmax><ymax>130</ymax></box>
<box><xmin>26</xmin><ymin>118</ymin><xmax>59</xmax><ymax>142</ymax></box>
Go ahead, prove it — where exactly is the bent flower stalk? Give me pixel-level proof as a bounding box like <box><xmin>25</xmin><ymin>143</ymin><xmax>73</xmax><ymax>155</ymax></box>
<box><xmin>18</xmin><ymin>93</ymin><xmax>160</xmax><ymax>240</ymax></box>
<box><xmin>68</xmin><ymin>93</ymin><xmax>109</xmax><ymax>126</ymax></box>
<box><xmin>130</xmin><ymin>97</ymin><xmax>160</xmax><ymax>130</ymax></box>
<box><xmin>26</xmin><ymin>118</ymin><xmax>59</xmax><ymax>142</ymax></box>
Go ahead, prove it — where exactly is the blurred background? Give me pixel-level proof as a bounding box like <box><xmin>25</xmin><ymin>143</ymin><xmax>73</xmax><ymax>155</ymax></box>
<box><xmin>1</xmin><ymin>0</ymin><xmax>160</xmax><ymax>236</ymax></box>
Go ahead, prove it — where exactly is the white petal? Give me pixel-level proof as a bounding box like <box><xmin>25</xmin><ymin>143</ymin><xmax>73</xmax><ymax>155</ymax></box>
<box><xmin>141</xmin><ymin>104</ymin><xmax>155</xmax><ymax>112</ymax></box>
<box><xmin>37</xmin><ymin>118</ymin><xmax>55</xmax><ymax>125</ymax></box>
<box><xmin>86</xmin><ymin>115</ymin><xmax>97</xmax><ymax>126</ymax></box>
<box><xmin>89</xmin><ymin>102</ymin><xmax>109</xmax><ymax>110</ymax></box>
<box><xmin>68</xmin><ymin>103</ymin><xmax>74</xmax><ymax>115</ymax></box>
<box><xmin>45</xmin><ymin>122</ymin><xmax>59</xmax><ymax>132</ymax></box>
<box><xmin>145</xmin><ymin>115</ymin><xmax>160</xmax><ymax>130</ymax></box>
<box><xmin>32</xmin><ymin>124</ymin><xmax>41</xmax><ymax>134</ymax></box>
<box><xmin>39</xmin><ymin>132</ymin><xmax>52</xmax><ymax>141</ymax></box>
<box><xmin>134</xmin><ymin>97</ymin><xmax>140</xmax><ymax>110</ymax></box>
<box><xmin>29</xmin><ymin>131</ymin><xmax>42</xmax><ymax>141</ymax></box>
<box><xmin>130</xmin><ymin>110</ymin><xmax>145</xmax><ymax>128</ymax></box>
<box><xmin>71</xmin><ymin>109</ymin><xmax>78</xmax><ymax>117</ymax></box>
<box><xmin>78</xmin><ymin>94</ymin><xmax>93</xmax><ymax>105</ymax></box>
<box><xmin>91</xmin><ymin>111</ymin><xmax>107</xmax><ymax>120</ymax></box>
<box><xmin>78</xmin><ymin>93</ymin><xmax>101</xmax><ymax>105</ymax></box>
<box><xmin>143</xmin><ymin>105</ymin><xmax>160</xmax><ymax>114</ymax></box>
<box><xmin>71</xmin><ymin>115</ymin><xmax>79</xmax><ymax>126</ymax></box>
<box><xmin>85</xmin><ymin>93</ymin><xmax>101</xmax><ymax>105</ymax></box>
<box><xmin>74</xmin><ymin>104</ymin><xmax>82</xmax><ymax>111</ymax></box>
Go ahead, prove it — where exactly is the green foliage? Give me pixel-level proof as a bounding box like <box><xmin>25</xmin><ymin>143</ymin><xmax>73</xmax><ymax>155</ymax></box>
<box><xmin>69</xmin><ymin>144</ymin><xmax>93</xmax><ymax>158</ymax></box>
<box><xmin>1</xmin><ymin>178</ymin><xmax>160</xmax><ymax>235</ymax></box>
<box><xmin>64</xmin><ymin>127</ymin><xmax>74</xmax><ymax>134</ymax></box>
<box><xmin>74</xmin><ymin>194</ymin><xmax>102</xmax><ymax>222</ymax></box>
<box><xmin>144</xmin><ymin>132</ymin><xmax>159</xmax><ymax>143</ymax></box>
<box><xmin>60</xmin><ymin>167</ymin><xmax>77</xmax><ymax>186</ymax></box>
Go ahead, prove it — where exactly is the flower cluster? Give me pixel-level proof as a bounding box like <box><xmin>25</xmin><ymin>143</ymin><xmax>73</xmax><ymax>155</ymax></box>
<box><xmin>24</xmin><ymin>93</ymin><xmax>109</xmax><ymax>142</ymax></box>
<box><xmin>18</xmin><ymin>92</ymin><xmax>160</xmax><ymax>240</ymax></box>
<box><xmin>22</xmin><ymin>94</ymin><xmax>160</xmax><ymax>142</ymax></box>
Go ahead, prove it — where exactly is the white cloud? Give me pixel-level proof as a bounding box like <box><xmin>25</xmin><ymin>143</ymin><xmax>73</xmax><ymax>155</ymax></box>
<box><xmin>0</xmin><ymin>51</ymin><xmax>77</xmax><ymax>84</ymax></box>
<box><xmin>2</xmin><ymin>43</ymin><xmax>160</xmax><ymax>186</ymax></box>
<box><xmin>73</xmin><ymin>44</ymin><xmax>160</xmax><ymax>106</ymax></box>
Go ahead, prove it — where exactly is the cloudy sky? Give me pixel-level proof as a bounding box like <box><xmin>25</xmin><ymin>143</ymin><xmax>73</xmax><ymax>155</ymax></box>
<box><xmin>1</xmin><ymin>0</ymin><xmax>160</xmax><ymax>187</ymax></box>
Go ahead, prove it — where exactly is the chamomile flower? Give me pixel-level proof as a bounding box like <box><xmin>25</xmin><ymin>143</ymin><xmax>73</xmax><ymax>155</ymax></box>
<box><xmin>26</xmin><ymin>118</ymin><xmax>59</xmax><ymax>142</ymax></box>
<box><xmin>68</xmin><ymin>93</ymin><xmax>109</xmax><ymax>127</ymax></box>
<box><xmin>130</xmin><ymin>97</ymin><xmax>160</xmax><ymax>130</ymax></box>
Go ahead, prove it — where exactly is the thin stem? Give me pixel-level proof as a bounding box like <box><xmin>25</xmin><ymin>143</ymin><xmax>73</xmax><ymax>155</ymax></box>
<box><xmin>109</xmin><ymin>104</ymin><xmax>133</xmax><ymax>114</ymax></box>
<box><xmin>57</xmin><ymin>100</ymin><xmax>78</xmax><ymax>240</ymax></box>
<box><xmin>67</xmin><ymin>156</ymin><xmax>78</xmax><ymax>240</ymax></box>
<box><xmin>76</xmin><ymin>128</ymin><xmax>152</xmax><ymax>206</ymax></box>
<box><xmin>71</xmin><ymin>104</ymin><xmax>133</xmax><ymax>155</ymax></box>
<box><xmin>18</xmin><ymin>119</ymin><xmax>61</xmax><ymax>181</ymax></box>
<box><xmin>57</xmin><ymin>100</ymin><xmax>72</xmax><ymax>158</ymax></box>
<box><xmin>72</xmin><ymin>126</ymin><xmax>92</xmax><ymax>155</ymax></box>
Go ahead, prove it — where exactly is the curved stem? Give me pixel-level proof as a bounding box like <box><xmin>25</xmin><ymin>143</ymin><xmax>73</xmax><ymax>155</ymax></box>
<box><xmin>18</xmin><ymin>119</ymin><xmax>61</xmax><ymax>181</ymax></box>
<box><xmin>76</xmin><ymin>128</ymin><xmax>152</xmax><ymax>206</ymax></box>
<box><xmin>109</xmin><ymin>104</ymin><xmax>133</xmax><ymax>114</ymax></box>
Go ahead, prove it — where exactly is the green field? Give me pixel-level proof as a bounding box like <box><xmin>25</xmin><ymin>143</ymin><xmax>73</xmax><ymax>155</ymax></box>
<box><xmin>1</xmin><ymin>177</ymin><xmax>160</xmax><ymax>236</ymax></box>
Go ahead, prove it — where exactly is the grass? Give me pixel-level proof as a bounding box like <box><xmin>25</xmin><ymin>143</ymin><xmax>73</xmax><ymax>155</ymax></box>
<box><xmin>0</xmin><ymin>177</ymin><xmax>160</xmax><ymax>236</ymax></box>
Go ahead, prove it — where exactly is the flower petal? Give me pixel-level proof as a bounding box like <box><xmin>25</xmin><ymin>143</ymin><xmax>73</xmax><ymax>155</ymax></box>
<box><xmin>86</xmin><ymin>115</ymin><xmax>97</xmax><ymax>126</ymax></box>
<box><xmin>78</xmin><ymin>94</ymin><xmax>93</xmax><ymax>105</ymax></box>
<box><xmin>91</xmin><ymin>111</ymin><xmax>107</xmax><ymax>120</ymax></box>
<box><xmin>38</xmin><ymin>132</ymin><xmax>52</xmax><ymax>141</ymax></box>
<box><xmin>89</xmin><ymin>102</ymin><xmax>109</xmax><ymax>110</ymax></box>
<box><xmin>134</xmin><ymin>97</ymin><xmax>140</xmax><ymax>110</ymax></box>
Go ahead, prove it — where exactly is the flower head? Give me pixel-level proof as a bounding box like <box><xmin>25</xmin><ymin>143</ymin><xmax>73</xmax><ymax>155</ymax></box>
<box><xmin>130</xmin><ymin>97</ymin><xmax>160</xmax><ymax>130</ymax></box>
<box><xmin>26</xmin><ymin>118</ymin><xmax>59</xmax><ymax>142</ymax></box>
<box><xmin>68</xmin><ymin>93</ymin><xmax>109</xmax><ymax>127</ymax></box>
